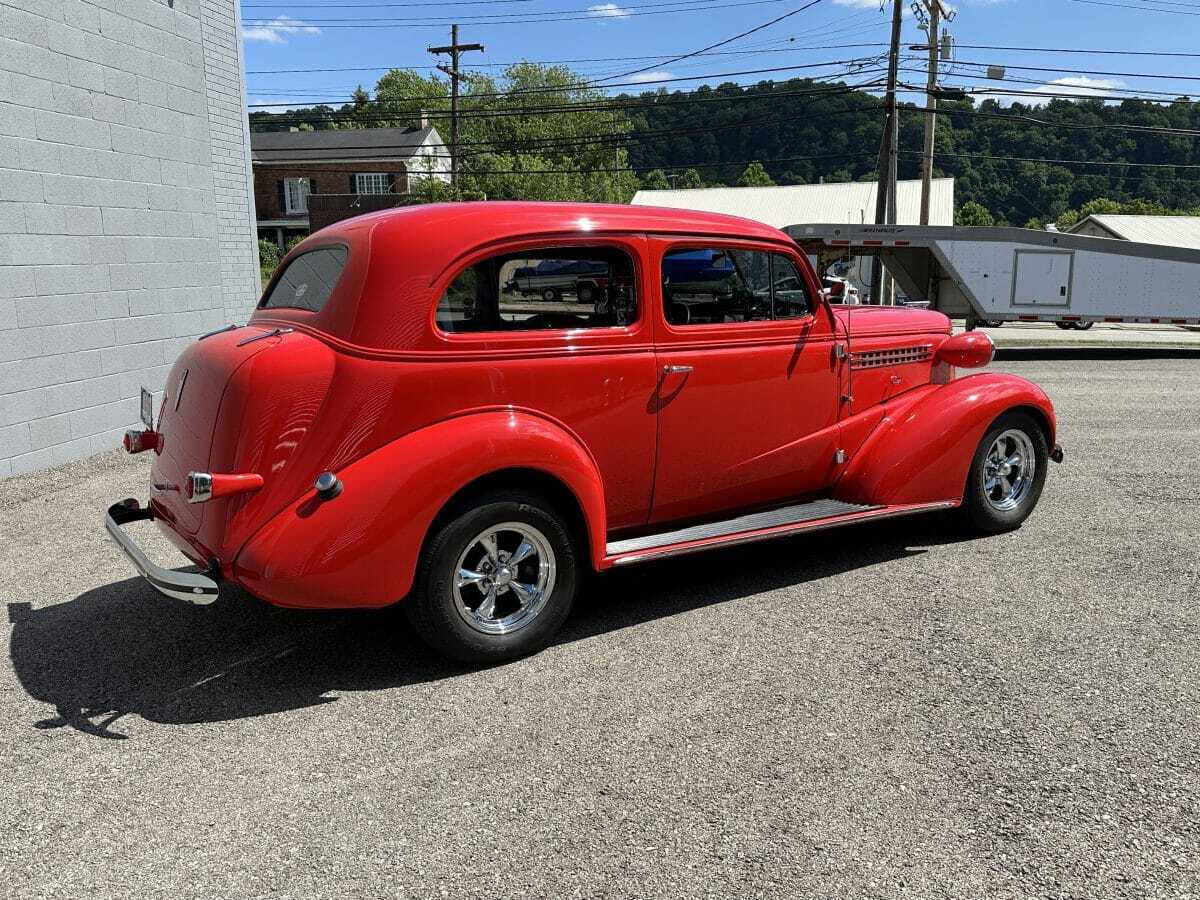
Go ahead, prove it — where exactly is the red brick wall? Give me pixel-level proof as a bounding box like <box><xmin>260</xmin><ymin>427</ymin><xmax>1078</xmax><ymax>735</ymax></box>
<box><xmin>253</xmin><ymin>163</ymin><xmax>410</xmax><ymax>220</ymax></box>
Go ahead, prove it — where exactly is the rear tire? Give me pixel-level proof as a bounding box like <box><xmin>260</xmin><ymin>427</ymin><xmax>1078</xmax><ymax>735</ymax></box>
<box><xmin>959</xmin><ymin>411</ymin><xmax>1048</xmax><ymax>535</ymax></box>
<box><xmin>406</xmin><ymin>491</ymin><xmax>579</xmax><ymax>663</ymax></box>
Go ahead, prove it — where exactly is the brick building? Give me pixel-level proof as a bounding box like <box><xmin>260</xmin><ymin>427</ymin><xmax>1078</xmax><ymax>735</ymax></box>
<box><xmin>0</xmin><ymin>0</ymin><xmax>258</xmax><ymax>477</ymax></box>
<box><xmin>250</xmin><ymin>125</ymin><xmax>451</xmax><ymax>244</ymax></box>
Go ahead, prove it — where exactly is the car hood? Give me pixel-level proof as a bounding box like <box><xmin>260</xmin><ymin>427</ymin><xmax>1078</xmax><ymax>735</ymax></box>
<box><xmin>832</xmin><ymin>305</ymin><xmax>951</xmax><ymax>339</ymax></box>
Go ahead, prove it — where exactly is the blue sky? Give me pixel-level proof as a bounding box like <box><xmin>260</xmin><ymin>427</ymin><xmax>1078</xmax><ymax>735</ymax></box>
<box><xmin>241</xmin><ymin>0</ymin><xmax>1200</xmax><ymax>112</ymax></box>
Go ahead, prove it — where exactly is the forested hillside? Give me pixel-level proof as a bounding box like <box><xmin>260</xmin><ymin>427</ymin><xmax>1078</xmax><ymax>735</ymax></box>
<box><xmin>250</xmin><ymin>69</ymin><xmax>1200</xmax><ymax>227</ymax></box>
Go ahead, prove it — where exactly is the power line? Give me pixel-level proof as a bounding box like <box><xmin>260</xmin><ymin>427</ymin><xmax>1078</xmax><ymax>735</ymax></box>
<box><xmin>953</xmin><ymin>42</ymin><xmax>1200</xmax><ymax>58</ymax></box>
<box><xmin>248</xmin><ymin>80</ymin><xmax>880</xmax><ymax>126</ymax></box>
<box><xmin>244</xmin><ymin>0</ymin><xmax>539</xmax><ymax>5</ymax></box>
<box><xmin>900</xmin><ymin>149</ymin><xmax>1200</xmax><ymax>170</ymax></box>
<box><xmin>248</xmin><ymin>0</ymin><xmax>786</xmax><ymax>12</ymax></box>
<box><xmin>245</xmin><ymin>43</ymin><xmax>891</xmax><ymax>75</ymax></box>
<box><xmin>246</xmin><ymin>56</ymin><xmax>883</xmax><ymax>107</ymax></box>
<box><xmin>426</xmin><ymin>149</ymin><xmax>879</xmax><ymax>175</ymax></box>
<box><xmin>1064</xmin><ymin>0</ymin><xmax>1200</xmax><ymax>13</ymax></box>
<box><xmin>915</xmin><ymin>103</ymin><xmax>1200</xmax><ymax>138</ymax></box>
<box><xmin>895</xmin><ymin>66</ymin><xmax>1200</xmax><ymax>101</ymax></box>
<box><xmin>949</xmin><ymin>57</ymin><xmax>1200</xmax><ymax>84</ymax></box>
<box><xmin>242</xmin><ymin>0</ymin><xmax>805</xmax><ymax>26</ymax></box>
<box><xmin>592</xmin><ymin>0</ymin><xmax>827</xmax><ymax>85</ymax></box>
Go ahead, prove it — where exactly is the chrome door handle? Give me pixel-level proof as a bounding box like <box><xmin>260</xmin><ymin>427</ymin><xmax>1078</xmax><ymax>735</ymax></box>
<box><xmin>662</xmin><ymin>364</ymin><xmax>693</xmax><ymax>374</ymax></box>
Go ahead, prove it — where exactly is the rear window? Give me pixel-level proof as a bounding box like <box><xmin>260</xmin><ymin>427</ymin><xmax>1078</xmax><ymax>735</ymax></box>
<box><xmin>437</xmin><ymin>246</ymin><xmax>637</xmax><ymax>333</ymax></box>
<box><xmin>260</xmin><ymin>246</ymin><xmax>348</xmax><ymax>312</ymax></box>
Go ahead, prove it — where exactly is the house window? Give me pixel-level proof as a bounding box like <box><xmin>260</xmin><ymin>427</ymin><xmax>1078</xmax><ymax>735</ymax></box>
<box><xmin>355</xmin><ymin>173</ymin><xmax>390</xmax><ymax>194</ymax></box>
<box><xmin>283</xmin><ymin>178</ymin><xmax>310</xmax><ymax>214</ymax></box>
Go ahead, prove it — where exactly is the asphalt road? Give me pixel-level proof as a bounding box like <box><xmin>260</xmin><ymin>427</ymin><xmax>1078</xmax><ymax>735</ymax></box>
<box><xmin>2</xmin><ymin>358</ymin><xmax>1197</xmax><ymax>899</ymax></box>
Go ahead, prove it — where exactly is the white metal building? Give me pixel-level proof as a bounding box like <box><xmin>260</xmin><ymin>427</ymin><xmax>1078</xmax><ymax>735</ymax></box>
<box><xmin>0</xmin><ymin>0</ymin><xmax>258</xmax><ymax>477</ymax></box>
<box><xmin>1067</xmin><ymin>215</ymin><xmax>1200</xmax><ymax>251</ymax></box>
<box><xmin>631</xmin><ymin>178</ymin><xmax>955</xmax><ymax>229</ymax></box>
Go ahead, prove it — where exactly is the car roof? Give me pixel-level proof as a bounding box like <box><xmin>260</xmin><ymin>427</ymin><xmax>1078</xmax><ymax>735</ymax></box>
<box><xmin>271</xmin><ymin>201</ymin><xmax>798</xmax><ymax>351</ymax></box>
<box><xmin>317</xmin><ymin>200</ymin><xmax>793</xmax><ymax>247</ymax></box>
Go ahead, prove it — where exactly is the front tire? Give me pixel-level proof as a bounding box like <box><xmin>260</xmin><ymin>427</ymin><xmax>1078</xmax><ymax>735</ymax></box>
<box><xmin>959</xmin><ymin>411</ymin><xmax>1048</xmax><ymax>534</ymax></box>
<box><xmin>407</xmin><ymin>491</ymin><xmax>579</xmax><ymax>663</ymax></box>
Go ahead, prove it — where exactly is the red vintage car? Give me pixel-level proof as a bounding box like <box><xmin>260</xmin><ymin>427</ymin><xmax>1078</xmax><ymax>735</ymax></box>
<box><xmin>107</xmin><ymin>202</ymin><xmax>1062</xmax><ymax>662</ymax></box>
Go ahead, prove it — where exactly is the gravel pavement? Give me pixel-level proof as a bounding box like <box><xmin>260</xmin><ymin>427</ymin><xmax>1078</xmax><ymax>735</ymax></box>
<box><xmin>2</xmin><ymin>358</ymin><xmax>1197</xmax><ymax>898</ymax></box>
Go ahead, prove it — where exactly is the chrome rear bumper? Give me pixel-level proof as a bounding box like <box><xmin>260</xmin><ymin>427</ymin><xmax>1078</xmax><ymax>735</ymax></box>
<box><xmin>104</xmin><ymin>499</ymin><xmax>219</xmax><ymax>605</ymax></box>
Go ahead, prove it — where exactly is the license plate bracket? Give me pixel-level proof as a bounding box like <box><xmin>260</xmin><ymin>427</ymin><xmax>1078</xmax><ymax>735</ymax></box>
<box><xmin>140</xmin><ymin>386</ymin><xmax>154</xmax><ymax>429</ymax></box>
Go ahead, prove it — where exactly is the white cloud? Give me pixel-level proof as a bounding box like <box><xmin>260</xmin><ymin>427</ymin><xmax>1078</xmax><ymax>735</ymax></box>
<box><xmin>626</xmin><ymin>70</ymin><xmax>674</xmax><ymax>83</ymax></box>
<box><xmin>992</xmin><ymin>75</ymin><xmax>1125</xmax><ymax>107</ymax></box>
<box><xmin>587</xmin><ymin>3</ymin><xmax>632</xmax><ymax>18</ymax></box>
<box><xmin>243</xmin><ymin>16</ymin><xmax>321</xmax><ymax>44</ymax></box>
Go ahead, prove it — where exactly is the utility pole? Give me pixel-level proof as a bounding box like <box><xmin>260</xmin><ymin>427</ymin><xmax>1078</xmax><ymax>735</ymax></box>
<box><xmin>869</xmin><ymin>0</ymin><xmax>903</xmax><ymax>304</ymax></box>
<box><xmin>428</xmin><ymin>25</ymin><xmax>484</xmax><ymax>186</ymax></box>
<box><xmin>918</xmin><ymin>0</ymin><xmax>952</xmax><ymax>225</ymax></box>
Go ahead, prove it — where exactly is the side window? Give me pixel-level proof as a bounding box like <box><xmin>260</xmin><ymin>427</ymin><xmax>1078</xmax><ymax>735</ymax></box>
<box><xmin>260</xmin><ymin>246</ymin><xmax>347</xmax><ymax>312</ymax></box>
<box><xmin>771</xmin><ymin>254</ymin><xmax>815</xmax><ymax>318</ymax></box>
<box><xmin>437</xmin><ymin>246</ymin><xmax>637</xmax><ymax>333</ymax></box>
<box><xmin>662</xmin><ymin>248</ymin><xmax>773</xmax><ymax>325</ymax></box>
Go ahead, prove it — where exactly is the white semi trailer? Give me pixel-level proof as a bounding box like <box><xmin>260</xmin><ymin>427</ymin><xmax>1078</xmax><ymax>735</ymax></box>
<box><xmin>786</xmin><ymin>223</ymin><xmax>1200</xmax><ymax>330</ymax></box>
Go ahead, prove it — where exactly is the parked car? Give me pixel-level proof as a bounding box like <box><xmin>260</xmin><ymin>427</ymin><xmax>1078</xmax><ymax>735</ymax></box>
<box><xmin>108</xmin><ymin>202</ymin><xmax>1062</xmax><ymax>663</ymax></box>
<box><xmin>503</xmin><ymin>257</ymin><xmax>609</xmax><ymax>302</ymax></box>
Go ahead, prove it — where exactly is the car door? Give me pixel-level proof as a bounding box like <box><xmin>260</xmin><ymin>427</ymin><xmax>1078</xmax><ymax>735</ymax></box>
<box><xmin>648</xmin><ymin>237</ymin><xmax>842</xmax><ymax>526</ymax></box>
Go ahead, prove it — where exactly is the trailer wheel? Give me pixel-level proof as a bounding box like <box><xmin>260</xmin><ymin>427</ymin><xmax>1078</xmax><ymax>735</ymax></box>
<box><xmin>1075</xmin><ymin>320</ymin><xmax>1094</xmax><ymax>331</ymax></box>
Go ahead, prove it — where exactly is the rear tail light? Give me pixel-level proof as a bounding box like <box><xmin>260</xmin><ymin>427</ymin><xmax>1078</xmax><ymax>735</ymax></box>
<box><xmin>185</xmin><ymin>471</ymin><xmax>265</xmax><ymax>504</ymax></box>
<box><xmin>123</xmin><ymin>429</ymin><xmax>160</xmax><ymax>454</ymax></box>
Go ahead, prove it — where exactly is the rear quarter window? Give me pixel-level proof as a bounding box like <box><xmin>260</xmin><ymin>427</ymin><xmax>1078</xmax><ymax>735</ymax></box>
<box><xmin>261</xmin><ymin>246</ymin><xmax>348</xmax><ymax>312</ymax></box>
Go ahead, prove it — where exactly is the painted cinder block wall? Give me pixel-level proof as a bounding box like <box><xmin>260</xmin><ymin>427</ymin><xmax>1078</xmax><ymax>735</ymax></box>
<box><xmin>0</xmin><ymin>0</ymin><xmax>258</xmax><ymax>477</ymax></box>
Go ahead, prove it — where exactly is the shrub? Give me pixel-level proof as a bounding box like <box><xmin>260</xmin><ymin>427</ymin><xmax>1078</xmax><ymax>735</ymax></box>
<box><xmin>258</xmin><ymin>238</ymin><xmax>281</xmax><ymax>276</ymax></box>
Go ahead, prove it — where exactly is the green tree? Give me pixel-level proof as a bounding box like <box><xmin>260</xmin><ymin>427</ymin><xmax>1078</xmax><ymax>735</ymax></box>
<box><xmin>680</xmin><ymin>168</ymin><xmax>703</xmax><ymax>189</ymax></box>
<box><xmin>641</xmin><ymin>168</ymin><xmax>671</xmax><ymax>190</ymax></box>
<box><xmin>737</xmin><ymin>161</ymin><xmax>776</xmax><ymax>187</ymax></box>
<box><xmin>955</xmin><ymin>201</ymin><xmax>994</xmax><ymax>227</ymax></box>
<box><xmin>372</xmin><ymin>70</ymin><xmax>449</xmax><ymax>130</ymax></box>
<box><xmin>1055</xmin><ymin>209</ymin><xmax>1081</xmax><ymax>230</ymax></box>
<box><xmin>371</xmin><ymin>63</ymin><xmax>639</xmax><ymax>203</ymax></box>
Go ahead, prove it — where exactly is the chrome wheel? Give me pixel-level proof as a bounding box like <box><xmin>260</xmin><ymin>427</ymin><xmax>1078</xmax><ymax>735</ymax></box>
<box><xmin>982</xmin><ymin>429</ymin><xmax>1036</xmax><ymax>512</ymax></box>
<box><xmin>453</xmin><ymin>522</ymin><xmax>556</xmax><ymax>635</ymax></box>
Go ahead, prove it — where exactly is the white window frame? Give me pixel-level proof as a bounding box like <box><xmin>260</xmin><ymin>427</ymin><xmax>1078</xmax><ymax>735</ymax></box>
<box><xmin>354</xmin><ymin>172</ymin><xmax>390</xmax><ymax>195</ymax></box>
<box><xmin>283</xmin><ymin>177</ymin><xmax>310</xmax><ymax>214</ymax></box>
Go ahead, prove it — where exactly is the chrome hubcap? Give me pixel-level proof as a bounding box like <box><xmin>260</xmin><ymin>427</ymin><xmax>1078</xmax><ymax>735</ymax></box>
<box><xmin>982</xmin><ymin>429</ymin><xmax>1036</xmax><ymax>512</ymax></box>
<box><xmin>453</xmin><ymin>522</ymin><xmax>556</xmax><ymax>635</ymax></box>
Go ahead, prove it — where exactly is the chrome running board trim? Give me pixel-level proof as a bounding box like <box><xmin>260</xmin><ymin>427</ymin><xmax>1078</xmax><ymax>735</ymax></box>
<box><xmin>607</xmin><ymin>499</ymin><xmax>877</xmax><ymax>556</ymax></box>
<box><xmin>605</xmin><ymin>500</ymin><xmax>957</xmax><ymax>567</ymax></box>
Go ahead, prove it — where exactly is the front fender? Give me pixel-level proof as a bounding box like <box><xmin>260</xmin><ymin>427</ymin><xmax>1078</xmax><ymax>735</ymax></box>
<box><xmin>232</xmin><ymin>410</ymin><xmax>607</xmax><ymax>609</ymax></box>
<box><xmin>834</xmin><ymin>374</ymin><xmax>1056</xmax><ymax>507</ymax></box>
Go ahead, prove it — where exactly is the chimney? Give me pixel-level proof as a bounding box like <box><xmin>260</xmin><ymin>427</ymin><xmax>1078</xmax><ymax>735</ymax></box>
<box><xmin>419</xmin><ymin>110</ymin><xmax>429</xmax><ymax>129</ymax></box>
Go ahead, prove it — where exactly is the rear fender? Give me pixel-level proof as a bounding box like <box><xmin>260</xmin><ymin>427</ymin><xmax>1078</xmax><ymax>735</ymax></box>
<box><xmin>232</xmin><ymin>410</ymin><xmax>606</xmax><ymax>609</ymax></box>
<box><xmin>834</xmin><ymin>374</ymin><xmax>1056</xmax><ymax>507</ymax></box>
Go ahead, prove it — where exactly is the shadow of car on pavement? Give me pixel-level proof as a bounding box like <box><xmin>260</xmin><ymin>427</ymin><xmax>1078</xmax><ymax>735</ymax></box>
<box><xmin>8</xmin><ymin>514</ymin><xmax>973</xmax><ymax>738</ymax></box>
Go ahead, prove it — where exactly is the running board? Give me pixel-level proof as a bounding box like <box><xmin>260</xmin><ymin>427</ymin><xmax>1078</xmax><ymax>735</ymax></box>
<box><xmin>603</xmin><ymin>499</ymin><xmax>958</xmax><ymax>567</ymax></box>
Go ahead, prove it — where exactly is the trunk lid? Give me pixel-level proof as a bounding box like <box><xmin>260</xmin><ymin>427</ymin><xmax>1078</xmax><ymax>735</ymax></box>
<box><xmin>149</xmin><ymin>327</ymin><xmax>280</xmax><ymax>536</ymax></box>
